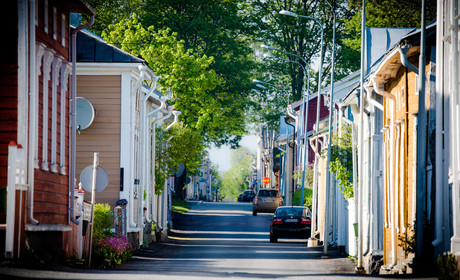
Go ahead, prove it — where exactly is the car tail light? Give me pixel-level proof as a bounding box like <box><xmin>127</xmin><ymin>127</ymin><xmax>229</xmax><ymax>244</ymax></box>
<box><xmin>254</xmin><ymin>196</ymin><xmax>258</xmax><ymax>205</ymax></box>
<box><xmin>301</xmin><ymin>217</ymin><xmax>311</xmax><ymax>225</ymax></box>
<box><xmin>272</xmin><ymin>218</ymin><xmax>283</xmax><ymax>225</ymax></box>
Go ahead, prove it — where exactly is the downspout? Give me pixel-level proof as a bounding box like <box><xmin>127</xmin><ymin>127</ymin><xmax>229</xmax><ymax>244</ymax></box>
<box><xmin>371</xmin><ymin>75</ymin><xmax>397</xmax><ymax>266</ymax></box>
<box><xmin>364</xmin><ymin>83</ymin><xmax>384</xmax><ymax>255</ymax></box>
<box><xmin>151</xmin><ymin>108</ymin><xmax>173</xmax><ymax>230</ymax></box>
<box><xmin>301</xmin><ymin>95</ymin><xmax>310</xmax><ymax>206</ymax></box>
<box><xmin>128</xmin><ymin>65</ymin><xmax>147</xmax><ymax>231</ymax></box>
<box><xmin>382</xmin><ymin>127</ymin><xmax>388</xmax><ymax>228</ymax></box>
<box><xmin>27</xmin><ymin>0</ymin><xmax>39</xmax><ymax>225</ymax></box>
<box><xmin>145</xmin><ymin>93</ymin><xmax>166</xmax><ymax>223</ymax></box>
<box><xmin>285</xmin><ymin>117</ymin><xmax>296</xmax><ymax>206</ymax></box>
<box><xmin>411</xmin><ymin>114</ymin><xmax>418</xmax><ymax>224</ymax></box>
<box><xmin>400</xmin><ymin>121</ymin><xmax>406</xmax><ymax>233</ymax></box>
<box><xmin>364</xmin><ymin>86</ymin><xmax>384</xmax><ymax>112</ymax></box>
<box><xmin>398</xmin><ymin>46</ymin><xmax>419</xmax><ymax>75</ymax></box>
<box><xmin>432</xmin><ymin>2</ymin><xmax>444</xmax><ymax>247</ymax></box>
<box><xmin>69</xmin><ymin>12</ymin><xmax>95</xmax><ymax>225</ymax></box>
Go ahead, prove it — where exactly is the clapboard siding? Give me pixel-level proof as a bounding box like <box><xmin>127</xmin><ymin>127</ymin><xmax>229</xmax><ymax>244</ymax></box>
<box><xmin>76</xmin><ymin>75</ymin><xmax>121</xmax><ymax>207</ymax></box>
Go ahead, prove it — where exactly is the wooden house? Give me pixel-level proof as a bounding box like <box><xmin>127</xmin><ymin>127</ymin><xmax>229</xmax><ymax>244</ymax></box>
<box><xmin>75</xmin><ymin>28</ymin><xmax>173</xmax><ymax>247</ymax></box>
<box><xmin>363</xmin><ymin>23</ymin><xmax>437</xmax><ymax>273</ymax></box>
<box><xmin>1</xmin><ymin>0</ymin><xmax>94</xmax><ymax>260</ymax></box>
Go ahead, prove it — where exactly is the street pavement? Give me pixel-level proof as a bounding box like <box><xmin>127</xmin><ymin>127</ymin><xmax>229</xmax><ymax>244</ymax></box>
<box><xmin>0</xmin><ymin>201</ymin><xmax>437</xmax><ymax>280</ymax></box>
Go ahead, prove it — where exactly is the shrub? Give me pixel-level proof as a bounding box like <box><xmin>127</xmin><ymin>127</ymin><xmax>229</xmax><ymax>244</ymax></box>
<box><xmin>93</xmin><ymin>203</ymin><xmax>113</xmax><ymax>242</ymax></box>
<box><xmin>96</xmin><ymin>234</ymin><xmax>132</xmax><ymax>266</ymax></box>
<box><xmin>91</xmin><ymin>204</ymin><xmax>131</xmax><ymax>267</ymax></box>
<box><xmin>437</xmin><ymin>252</ymin><xmax>460</xmax><ymax>280</ymax></box>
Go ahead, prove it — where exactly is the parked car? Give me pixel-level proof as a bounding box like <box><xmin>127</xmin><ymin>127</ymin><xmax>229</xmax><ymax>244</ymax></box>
<box><xmin>269</xmin><ymin>206</ymin><xmax>311</xmax><ymax>243</ymax></box>
<box><xmin>237</xmin><ymin>193</ymin><xmax>243</xmax><ymax>202</ymax></box>
<box><xmin>242</xmin><ymin>190</ymin><xmax>256</xmax><ymax>202</ymax></box>
<box><xmin>252</xmin><ymin>188</ymin><xmax>283</xmax><ymax>216</ymax></box>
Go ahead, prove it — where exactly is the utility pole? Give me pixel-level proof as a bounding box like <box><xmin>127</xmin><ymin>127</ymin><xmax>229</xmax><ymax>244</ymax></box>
<box><xmin>415</xmin><ymin>0</ymin><xmax>427</xmax><ymax>270</ymax></box>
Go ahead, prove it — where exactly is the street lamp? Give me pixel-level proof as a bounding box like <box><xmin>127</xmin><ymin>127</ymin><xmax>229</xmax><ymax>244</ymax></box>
<box><xmin>264</xmin><ymin>52</ymin><xmax>311</xmax><ymax>207</ymax></box>
<box><xmin>280</xmin><ymin>6</ymin><xmax>334</xmax><ymax>255</ymax></box>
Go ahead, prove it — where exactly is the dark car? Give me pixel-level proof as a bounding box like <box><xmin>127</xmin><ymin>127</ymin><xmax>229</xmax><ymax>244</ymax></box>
<box><xmin>242</xmin><ymin>190</ymin><xmax>256</xmax><ymax>202</ymax></box>
<box><xmin>269</xmin><ymin>206</ymin><xmax>311</xmax><ymax>243</ymax></box>
<box><xmin>237</xmin><ymin>193</ymin><xmax>243</xmax><ymax>202</ymax></box>
<box><xmin>252</xmin><ymin>188</ymin><xmax>283</xmax><ymax>216</ymax></box>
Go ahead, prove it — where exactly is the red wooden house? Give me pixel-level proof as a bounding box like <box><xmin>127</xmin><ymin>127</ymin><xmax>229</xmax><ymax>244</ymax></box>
<box><xmin>0</xmin><ymin>0</ymin><xmax>94</xmax><ymax>261</ymax></box>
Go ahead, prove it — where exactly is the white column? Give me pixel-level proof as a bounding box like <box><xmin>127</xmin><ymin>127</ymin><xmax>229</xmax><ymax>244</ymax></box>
<box><xmin>41</xmin><ymin>49</ymin><xmax>55</xmax><ymax>171</ymax></box>
<box><xmin>50</xmin><ymin>55</ymin><xmax>62</xmax><ymax>173</ymax></box>
<box><xmin>59</xmin><ymin>62</ymin><xmax>71</xmax><ymax>175</ymax></box>
<box><xmin>34</xmin><ymin>43</ymin><xmax>46</xmax><ymax>169</ymax></box>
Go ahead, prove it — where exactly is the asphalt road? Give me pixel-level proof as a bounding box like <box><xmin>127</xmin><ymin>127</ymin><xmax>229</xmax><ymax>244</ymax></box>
<box><xmin>0</xmin><ymin>201</ymin><xmax>436</xmax><ymax>280</ymax></box>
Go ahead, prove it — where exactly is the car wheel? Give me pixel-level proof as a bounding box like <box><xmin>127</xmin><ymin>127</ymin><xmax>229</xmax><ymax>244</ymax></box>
<box><xmin>270</xmin><ymin>234</ymin><xmax>278</xmax><ymax>243</ymax></box>
<box><xmin>252</xmin><ymin>210</ymin><xmax>257</xmax><ymax>216</ymax></box>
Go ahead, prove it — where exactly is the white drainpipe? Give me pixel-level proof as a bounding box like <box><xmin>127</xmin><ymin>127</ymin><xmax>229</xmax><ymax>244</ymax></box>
<box><xmin>411</xmin><ymin>114</ymin><xmax>418</xmax><ymax>224</ymax></box>
<box><xmin>432</xmin><ymin>4</ymin><xmax>444</xmax><ymax>246</ymax></box>
<box><xmin>151</xmin><ymin>108</ymin><xmax>173</xmax><ymax>230</ymax></box>
<box><xmin>400</xmin><ymin>121</ymin><xmax>405</xmax><ymax>233</ymax></box>
<box><xmin>144</xmin><ymin>93</ymin><xmax>166</xmax><ymax>223</ymax></box>
<box><xmin>128</xmin><ymin>65</ymin><xmax>147</xmax><ymax>231</ymax></box>
<box><xmin>69</xmin><ymin>14</ymin><xmax>94</xmax><ymax>225</ymax></box>
<box><xmin>371</xmin><ymin>75</ymin><xmax>397</xmax><ymax>266</ymax></box>
<box><xmin>382</xmin><ymin>127</ymin><xmax>388</xmax><ymax>228</ymax></box>
<box><xmin>27</xmin><ymin>0</ymin><xmax>39</xmax><ymax>225</ymax></box>
<box><xmin>395</xmin><ymin>122</ymin><xmax>401</xmax><ymax>233</ymax></box>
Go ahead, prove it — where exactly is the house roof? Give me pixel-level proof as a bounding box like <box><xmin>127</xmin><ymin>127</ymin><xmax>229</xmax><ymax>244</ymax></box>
<box><xmin>60</xmin><ymin>0</ymin><xmax>95</xmax><ymax>15</ymax></box>
<box><xmin>341</xmin><ymin>22</ymin><xmax>437</xmax><ymax>104</ymax></box>
<box><xmin>76</xmin><ymin>28</ymin><xmax>145</xmax><ymax>63</ymax></box>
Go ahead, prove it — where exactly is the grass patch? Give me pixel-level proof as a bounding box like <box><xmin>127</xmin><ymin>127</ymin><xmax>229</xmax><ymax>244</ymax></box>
<box><xmin>347</xmin><ymin>255</ymin><xmax>358</xmax><ymax>263</ymax></box>
<box><xmin>172</xmin><ymin>198</ymin><xmax>191</xmax><ymax>214</ymax></box>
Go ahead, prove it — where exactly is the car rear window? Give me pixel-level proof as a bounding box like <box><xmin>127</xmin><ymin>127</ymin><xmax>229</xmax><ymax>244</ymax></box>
<box><xmin>258</xmin><ymin>190</ymin><xmax>278</xmax><ymax>197</ymax></box>
<box><xmin>276</xmin><ymin>208</ymin><xmax>305</xmax><ymax>217</ymax></box>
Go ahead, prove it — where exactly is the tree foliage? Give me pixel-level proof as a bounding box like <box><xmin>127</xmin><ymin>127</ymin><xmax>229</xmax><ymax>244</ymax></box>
<box><xmin>82</xmin><ymin>0</ymin><xmax>144</xmax><ymax>35</ymax></box>
<box><xmin>246</xmin><ymin>0</ymin><xmax>359</xmax><ymax>130</ymax></box>
<box><xmin>102</xmin><ymin>15</ymin><xmax>223</xmax><ymax>133</ymax></box>
<box><xmin>219</xmin><ymin>147</ymin><xmax>254</xmax><ymax>200</ymax></box>
<box><xmin>154</xmin><ymin>122</ymin><xmax>204</xmax><ymax>195</ymax></box>
<box><xmin>343</xmin><ymin>0</ymin><xmax>437</xmax><ymax>52</ymax></box>
<box><xmin>324</xmin><ymin>122</ymin><xmax>354</xmax><ymax>199</ymax></box>
<box><xmin>140</xmin><ymin>0</ymin><xmax>258</xmax><ymax>148</ymax></box>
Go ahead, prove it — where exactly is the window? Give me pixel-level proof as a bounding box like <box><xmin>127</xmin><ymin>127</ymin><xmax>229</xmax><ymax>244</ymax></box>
<box><xmin>44</xmin><ymin>0</ymin><xmax>48</xmax><ymax>33</ymax></box>
<box><xmin>53</xmin><ymin>7</ymin><xmax>57</xmax><ymax>40</ymax></box>
<box><xmin>61</xmin><ymin>14</ymin><xmax>66</xmax><ymax>47</ymax></box>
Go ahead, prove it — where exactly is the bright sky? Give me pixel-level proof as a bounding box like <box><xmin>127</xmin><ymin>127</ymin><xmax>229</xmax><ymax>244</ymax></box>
<box><xmin>208</xmin><ymin>134</ymin><xmax>258</xmax><ymax>172</ymax></box>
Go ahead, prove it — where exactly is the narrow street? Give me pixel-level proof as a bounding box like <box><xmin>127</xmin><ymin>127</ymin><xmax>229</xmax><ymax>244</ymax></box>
<box><xmin>1</xmin><ymin>202</ymin><xmax>435</xmax><ymax>280</ymax></box>
<box><xmin>121</xmin><ymin>201</ymin><xmax>356</xmax><ymax>278</ymax></box>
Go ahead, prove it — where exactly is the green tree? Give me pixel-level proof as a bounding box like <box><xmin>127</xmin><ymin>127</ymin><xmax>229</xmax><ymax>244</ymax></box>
<box><xmin>220</xmin><ymin>147</ymin><xmax>254</xmax><ymax>200</ymax></box>
<box><xmin>140</xmin><ymin>0</ymin><xmax>258</xmax><ymax>148</ymax></box>
<box><xmin>102</xmin><ymin>15</ymin><xmax>225</xmax><ymax>137</ymax></box>
<box><xmin>343</xmin><ymin>0</ymin><xmax>437</xmax><ymax>52</ymax></box>
<box><xmin>82</xmin><ymin>0</ymin><xmax>144</xmax><ymax>35</ymax></box>
<box><xmin>324</xmin><ymin>122</ymin><xmax>354</xmax><ymax>199</ymax></box>
<box><xmin>155</xmin><ymin>122</ymin><xmax>205</xmax><ymax>195</ymax></box>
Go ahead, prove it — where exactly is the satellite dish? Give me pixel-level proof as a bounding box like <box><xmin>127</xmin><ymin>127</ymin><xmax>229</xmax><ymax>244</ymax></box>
<box><xmin>80</xmin><ymin>165</ymin><xmax>109</xmax><ymax>193</ymax></box>
<box><xmin>76</xmin><ymin>97</ymin><xmax>95</xmax><ymax>130</ymax></box>
<box><xmin>176</xmin><ymin>163</ymin><xmax>185</xmax><ymax>177</ymax></box>
<box><xmin>185</xmin><ymin>176</ymin><xmax>191</xmax><ymax>185</ymax></box>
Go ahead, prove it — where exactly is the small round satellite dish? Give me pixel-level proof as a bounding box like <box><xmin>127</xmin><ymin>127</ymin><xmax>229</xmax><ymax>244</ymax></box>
<box><xmin>76</xmin><ymin>97</ymin><xmax>95</xmax><ymax>130</ymax></box>
<box><xmin>80</xmin><ymin>165</ymin><xmax>109</xmax><ymax>193</ymax></box>
<box><xmin>176</xmin><ymin>163</ymin><xmax>185</xmax><ymax>177</ymax></box>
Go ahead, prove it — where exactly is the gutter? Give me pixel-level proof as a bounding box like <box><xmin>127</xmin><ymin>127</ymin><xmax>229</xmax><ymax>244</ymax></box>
<box><xmin>69</xmin><ymin>13</ymin><xmax>95</xmax><ymax>225</ymax></box>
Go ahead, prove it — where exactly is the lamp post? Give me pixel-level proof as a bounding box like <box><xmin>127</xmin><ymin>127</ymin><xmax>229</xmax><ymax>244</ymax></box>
<box><xmin>262</xmin><ymin>45</ymin><xmax>312</xmax><ymax>207</ymax></box>
<box><xmin>279</xmin><ymin>10</ymin><xmax>325</xmax><ymax>247</ymax></box>
<box><xmin>264</xmin><ymin>53</ymin><xmax>311</xmax><ymax>206</ymax></box>
<box><xmin>281</xmin><ymin>2</ymin><xmax>336</xmax><ymax>256</ymax></box>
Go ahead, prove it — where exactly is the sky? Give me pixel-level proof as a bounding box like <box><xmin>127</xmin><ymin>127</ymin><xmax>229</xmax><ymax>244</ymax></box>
<box><xmin>208</xmin><ymin>134</ymin><xmax>258</xmax><ymax>172</ymax></box>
